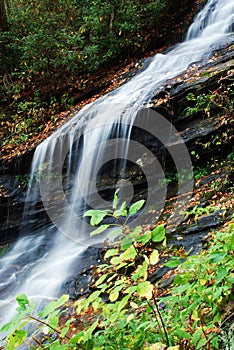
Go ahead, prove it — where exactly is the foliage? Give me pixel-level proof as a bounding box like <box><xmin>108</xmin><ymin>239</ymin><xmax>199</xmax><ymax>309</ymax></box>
<box><xmin>0</xmin><ymin>0</ymin><xmax>170</xmax><ymax>151</ymax></box>
<box><xmin>183</xmin><ymin>78</ymin><xmax>234</xmax><ymax>117</ymax></box>
<box><xmin>1</xmin><ymin>192</ymin><xmax>233</xmax><ymax>349</ymax></box>
<box><xmin>181</xmin><ymin>204</ymin><xmax>220</xmax><ymax>222</ymax></box>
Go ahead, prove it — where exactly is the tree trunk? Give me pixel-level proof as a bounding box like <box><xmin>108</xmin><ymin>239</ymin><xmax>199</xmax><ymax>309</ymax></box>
<box><xmin>0</xmin><ymin>0</ymin><xmax>9</xmax><ymax>31</ymax></box>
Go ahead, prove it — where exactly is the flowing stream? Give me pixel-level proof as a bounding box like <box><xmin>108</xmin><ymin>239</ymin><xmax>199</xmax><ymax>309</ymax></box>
<box><xmin>0</xmin><ymin>0</ymin><xmax>234</xmax><ymax>329</ymax></box>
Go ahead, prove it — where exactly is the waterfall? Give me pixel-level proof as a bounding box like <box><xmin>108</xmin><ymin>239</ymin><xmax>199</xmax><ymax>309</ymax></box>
<box><xmin>0</xmin><ymin>0</ymin><xmax>233</xmax><ymax>329</ymax></box>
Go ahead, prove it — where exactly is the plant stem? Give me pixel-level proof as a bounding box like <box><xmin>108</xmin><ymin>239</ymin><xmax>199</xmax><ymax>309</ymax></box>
<box><xmin>152</xmin><ymin>292</ymin><xmax>170</xmax><ymax>347</ymax></box>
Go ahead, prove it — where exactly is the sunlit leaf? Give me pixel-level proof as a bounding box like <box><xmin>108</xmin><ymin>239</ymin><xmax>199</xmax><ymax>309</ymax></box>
<box><xmin>114</xmin><ymin>201</ymin><xmax>127</xmax><ymax>217</ymax></box>
<box><xmin>135</xmin><ymin>230</ymin><xmax>151</xmax><ymax>244</ymax></box>
<box><xmin>151</xmin><ymin>224</ymin><xmax>165</xmax><ymax>242</ymax></box>
<box><xmin>83</xmin><ymin>209</ymin><xmax>110</xmax><ymax>226</ymax></box>
<box><xmin>129</xmin><ymin>200</ymin><xmax>145</xmax><ymax>215</ymax></box>
<box><xmin>90</xmin><ymin>224</ymin><xmax>109</xmax><ymax>236</ymax></box>
<box><xmin>137</xmin><ymin>281</ymin><xmax>153</xmax><ymax>299</ymax></box>
<box><xmin>132</xmin><ymin>260</ymin><xmax>148</xmax><ymax>281</ymax></box>
<box><xmin>149</xmin><ymin>249</ymin><xmax>159</xmax><ymax>265</ymax></box>
<box><xmin>121</xmin><ymin>245</ymin><xmax>137</xmax><ymax>261</ymax></box>
<box><xmin>104</xmin><ymin>249</ymin><xmax>119</xmax><ymax>259</ymax></box>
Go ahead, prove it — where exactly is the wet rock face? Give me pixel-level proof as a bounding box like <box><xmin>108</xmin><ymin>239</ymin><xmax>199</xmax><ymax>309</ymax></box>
<box><xmin>0</xmin><ymin>176</ymin><xmax>26</xmax><ymax>244</ymax></box>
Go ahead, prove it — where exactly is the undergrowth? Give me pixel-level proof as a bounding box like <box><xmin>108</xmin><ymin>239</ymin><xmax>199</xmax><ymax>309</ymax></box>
<box><xmin>0</xmin><ymin>192</ymin><xmax>233</xmax><ymax>349</ymax></box>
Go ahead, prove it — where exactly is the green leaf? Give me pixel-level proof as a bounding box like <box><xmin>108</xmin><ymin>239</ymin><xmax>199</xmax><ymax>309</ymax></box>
<box><xmin>164</xmin><ymin>258</ymin><xmax>181</xmax><ymax>268</ymax></box>
<box><xmin>172</xmin><ymin>329</ymin><xmax>191</xmax><ymax>340</ymax></box>
<box><xmin>129</xmin><ymin>200</ymin><xmax>145</xmax><ymax>215</ymax></box>
<box><xmin>95</xmin><ymin>273</ymin><xmax>108</xmax><ymax>286</ymax></box>
<box><xmin>61</xmin><ymin>324</ymin><xmax>70</xmax><ymax>338</ymax></box>
<box><xmin>118</xmin><ymin>295</ymin><xmax>130</xmax><ymax>312</ymax></box>
<box><xmin>135</xmin><ymin>230</ymin><xmax>151</xmax><ymax>245</ymax></box>
<box><xmin>114</xmin><ymin>201</ymin><xmax>127</xmax><ymax>217</ymax></box>
<box><xmin>137</xmin><ymin>281</ymin><xmax>153</xmax><ymax>299</ymax></box>
<box><xmin>113</xmin><ymin>189</ymin><xmax>119</xmax><ymax>210</ymax></box>
<box><xmin>110</xmin><ymin>256</ymin><xmax>122</xmax><ymax>265</ymax></box>
<box><xmin>109</xmin><ymin>285</ymin><xmax>124</xmax><ymax>302</ymax></box>
<box><xmin>39</xmin><ymin>294</ymin><xmax>69</xmax><ymax>318</ymax></box>
<box><xmin>83</xmin><ymin>319</ymin><xmax>99</xmax><ymax>341</ymax></box>
<box><xmin>83</xmin><ymin>209</ymin><xmax>110</xmax><ymax>226</ymax></box>
<box><xmin>87</xmin><ymin>290</ymin><xmax>102</xmax><ymax>303</ymax></box>
<box><xmin>90</xmin><ymin>224</ymin><xmax>109</xmax><ymax>236</ymax></box>
<box><xmin>121</xmin><ymin>245</ymin><xmax>137</xmax><ymax>261</ymax></box>
<box><xmin>124</xmin><ymin>285</ymin><xmax>137</xmax><ymax>294</ymax></box>
<box><xmin>48</xmin><ymin>315</ymin><xmax>59</xmax><ymax>329</ymax></box>
<box><xmin>16</xmin><ymin>294</ymin><xmax>29</xmax><ymax>310</ymax></box>
<box><xmin>149</xmin><ymin>249</ymin><xmax>159</xmax><ymax>265</ymax></box>
<box><xmin>104</xmin><ymin>248</ymin><xmax>119</xmax><ymax>259</ymax></box>
<box><xmin>9</xmin><ymin>330</ymin><xmax>27</xmax><ymax>347</ymax></box>
<box><xmin>151</xmin><ymin>225</ymin><xmax>165</xmax><ymax>242</ymax></box>
<box><xmin>121</xmin><ymin>236</ymin><xmax>133</xmax><ymax>250</ymax></box>
<box><xmin>108</xmin><ymin>228</ymin><xmax>122</xmax><ymax>238</ymax></box>
<box><xmin>132</xmin><ymin>260</ymin><xmax>148</xmax><ymax>282</ymax></box>
<box><xmin>216</xmin><ymin>267</ymin><xmax>228</xmax><ymax>284</ymax></box>
<box><xmin>209</xmin><ymin>251</ymin><xmax>226</xmax><ymax>263</ymax></box>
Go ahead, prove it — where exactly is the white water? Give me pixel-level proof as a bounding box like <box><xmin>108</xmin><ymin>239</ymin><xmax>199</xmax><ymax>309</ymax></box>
<box><xmin>0</xmin><ymin>0</ymin><xmax>234</xmax><ymax>329</ymax></box>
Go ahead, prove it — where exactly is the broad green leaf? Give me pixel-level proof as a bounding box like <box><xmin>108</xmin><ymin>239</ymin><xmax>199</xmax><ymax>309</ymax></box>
<box><xmin>137</xmin><ymin>281</ymin><xmax>153</xmax><ymax>299</ymax></box>
<box><xmin>132</xmin><ymin>260</ymin><xmax>148</xmax><ymax>282</ymax></box>
<box><xmin>116</xmin><ymin>262</ymin><xmax>128</xmax><ymax>270</ymax></box>
<box><xmin>83</xmin><ymin>209</ymin><xmax>110</xmax><ymax>226</ymax></box>
<box><xmin>124</xmin><ymin>285</ymin><xmax>137</xmax><ymax>294</ymax></box>
<box><xmin>87</xmin><ymin>290</ymin><xmax>102</xmax><ymax>303</ymax></box>
<box><xmin>39</xmin><ymin>294</ymin><xmax>69</xmax><ymax>318</ymax></box>
<box><xmin>151</xmin><ymin>224</ymin><xmax>165</xmax><ymax>242</ymax></box>
<box><xmin>114</xmin><ymin>201</ymin><xmax>127</xmax><ymax>217</ymax></box>
<box><xmin>108</xmin><ymin>228</ymin><xmax>122</xmax><ymax>238</ymax></box>
<box><xmin>172</xmin><ymin>329</ymin><xmax>191</xmax><ymax>339</ymax></box>
<box><xmin>48</xmin><ymin>315</ymin><xmax>59</xmax><ymax>329</ymax></box>
<box><xmin>83</xmin><ymin>320</ymin><xmax>99</xmax><ymax>341</ymax></box>
<box><xmin>104</xmin><ymin>248</ymin><xmax>119</xmax><ymax>259</ymax></box>
<box><xmin>135</xmin><ymin>230</ymin><xmax>151</xmax><ymax>245</ymax></box>
<box><xmin>95</xmin><ymin>273</ymin><xmax>108</xmax><ymax>286</ymax></box>
<box><xmin>61</xmin><ymin>324</ymin><xmax>70</xmax><ymax>338</ymax></box>
<box><xmin>109</xmin><ymin>285</ymin><xmax>124</xmax><ymax>302</ymax></box>
<box><xmin>16</xmin><ymin>294</ymin><xmax>29</xmax><ymax>310</ymax></box>
<box><xmin>8</xmin><ymin>330</ymin><xmax>27</xmax><ymax>347</ymax></box>
<box><xmin>121</xmin><ymin>235</ymin><xmax>133</xmax><ymax>250</ymax></box>
<box><xmin>164</xmin><ymin>257</ymin><xmax>181</xmax><ymax>268</ymax></box>
<box><xmin>70</xmin><ymin>331</ymin><xmax>84</xmax><ymax>345</ymax></box>
<box><xmin>110</xmin><ymin>256</ymin><xmax>121</xmax><ymax>265</ymax></box>
<box><xmin>129</xmin><ymin>200</ymin><xmax>145</xmax><ymax>215</ymax></box>
<box><xmin>90</xmin><ymin>224</ymin><xmax>109</xmax><ymax>236</ymax></box>
<box><xmin>121</xmin><ymin>245</ymin><xmax>137</xmax><ymax>261</ymax></box>
<box><xmin>149</xmin><ymin>249</ymin><xmax>159</xmax><ymax>265</ymax></box>
<box><xmin>118</xmin><ymin>294</ymin><xmax>130</xmax><ymax>312</ymax></box>
<box><xmin>209</xmin><ymin>251</ymin><xmax>226</xmax><ymax>263</ymax></box>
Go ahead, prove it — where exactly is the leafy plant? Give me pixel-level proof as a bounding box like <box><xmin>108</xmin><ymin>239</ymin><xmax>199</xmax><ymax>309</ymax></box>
<box><xmin>1</xmin><ymin>193</ymin><xmax>233</xmax><ymax>349</ymax></box>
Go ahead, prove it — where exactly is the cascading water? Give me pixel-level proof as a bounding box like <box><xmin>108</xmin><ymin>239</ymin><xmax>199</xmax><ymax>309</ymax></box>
<box><xmin>0</xmin><ymin>0</ymin><xmax>233</xmax><ymax>330</ymax></box>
